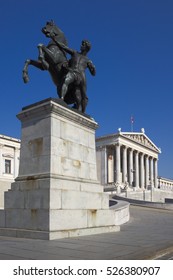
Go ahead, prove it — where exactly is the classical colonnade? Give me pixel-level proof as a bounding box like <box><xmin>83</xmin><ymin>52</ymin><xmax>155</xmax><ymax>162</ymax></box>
<box><xmin>101</xmin><ymin>144</ymin><xmax>158</xmax><ymax>189</ymax></box>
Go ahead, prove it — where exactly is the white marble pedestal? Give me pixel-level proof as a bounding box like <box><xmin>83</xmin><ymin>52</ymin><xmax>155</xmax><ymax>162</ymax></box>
<box><xmin>0</xmin><ymin>98</ymin><xmax>119</xmax><ymax>239</ymax></box>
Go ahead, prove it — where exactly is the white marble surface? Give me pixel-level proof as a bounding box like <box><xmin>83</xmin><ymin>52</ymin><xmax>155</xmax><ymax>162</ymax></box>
<box><xmin>0</xmin><ymin>99</ymin><xmax>129</xmax><ymax>239</ymax></box>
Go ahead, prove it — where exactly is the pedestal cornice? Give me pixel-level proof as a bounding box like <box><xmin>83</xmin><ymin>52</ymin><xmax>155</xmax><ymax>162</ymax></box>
<box><xmin>17</xmin><ymin>98</ymin><xmax>98</xmax><ymax>131</ymax></box>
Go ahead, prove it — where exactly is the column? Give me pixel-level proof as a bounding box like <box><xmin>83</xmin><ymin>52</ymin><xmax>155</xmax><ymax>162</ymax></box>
<box><xmin>140</xmin><ymin>153</ymin><xmax>144</xmax><ymax>189</ymax></box>
<box><xmin>115</xmin><ymin>144</ymin><xmax>121</xmax><ymax>183</ymax></box>
<box><xmin>97</xmin><ymin>146</ymin><xmax>107</xmax><ymax>185</ymax></box>
<box><xmin>154</xmin><ymin>158</ymin><xmax>158</xmax><ymax>188</ymax></box>
<box><xmin>101</xmin><ymin>146</ymin><xmax>108</xmax><ymax>185</ymax></box>
<box><xmin>149</xmin><ymin>157</ymin><xmax>154</xmax><ymax>187</ymax></box>
<box><xmin>145</xmin><ymin>155</ymin><xmax>149</xmax><ymax>189</ymax></box>
<box><xmin>0</xmin><ymin>144</ymin><xmax>3</xmax><ymax>176</ymax></box>
<box><xmin>128</xmin><ymin>149</ymin><xmax>133</xmax><ymax>186</ymax></box>
<box><xmin>122</xmin><ymin>146</ymin><xmax>127</xmax><ymax>183</ymax></box>
<box><xmin>107</xmin><ymin>148</ymin><xmax>114</xmax><ymax>183</ymax></box>
<box><xmin>134</xmin><ymin>151</ymin><xmax>139</xmax><ymax>188</ymax></box>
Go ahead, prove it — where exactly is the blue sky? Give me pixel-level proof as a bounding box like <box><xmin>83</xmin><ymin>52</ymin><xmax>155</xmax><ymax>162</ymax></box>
<box><xmin>0</xmin><ymin>0</ymin><xmax>173</xmax><ymax>178</ymax></box>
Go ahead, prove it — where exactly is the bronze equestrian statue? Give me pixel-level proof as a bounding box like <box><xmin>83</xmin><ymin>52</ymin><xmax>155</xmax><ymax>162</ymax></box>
<box><xmin>22</xmin><ymin>21</ymin><xmax>96</xmax><ymax>113</ymax></box>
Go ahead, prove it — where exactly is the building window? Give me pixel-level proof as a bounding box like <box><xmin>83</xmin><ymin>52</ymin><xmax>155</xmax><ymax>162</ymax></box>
<box><xmin>5</xmin><ymin>159</ymin><xmax>11</xmax><ymax>174</ymax></box>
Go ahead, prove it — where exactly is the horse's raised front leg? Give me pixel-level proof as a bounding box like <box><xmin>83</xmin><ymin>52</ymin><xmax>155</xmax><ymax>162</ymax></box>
<box><xmin>23</xmin><ymin>59</ymin><xmax>30</xmax><ymax>83</ymax></box>
<box><xmin>38</xmin><ymin>44</ymin><xmax>49</xmax><ymax>70</ymax></box>
<box><xmin>22</xmin><ymin>59</ymin><xmax>45</xmax><ymax>83</ymax></box>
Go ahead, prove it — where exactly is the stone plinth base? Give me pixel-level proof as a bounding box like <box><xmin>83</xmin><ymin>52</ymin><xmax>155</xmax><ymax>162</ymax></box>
<box><xmin>0</xmin><ymin>98</ymin><xmax>124</xmax><ymax>239</ymax></box>
<box><xmin>0</xmin><ymin>225</ymin><xmax>120</xmax><ymax>240</ymax></box>
<box><xmin>0</xmin><ymin>177</ymin><xmax>120</xmax><ymax>239</ymax></box>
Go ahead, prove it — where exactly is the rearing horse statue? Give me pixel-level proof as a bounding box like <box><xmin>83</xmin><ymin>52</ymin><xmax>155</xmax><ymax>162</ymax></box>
<box><xmin>23</xmin><ymin>21</ymin><xmax>92</xmax><ymax>113</ymax></box>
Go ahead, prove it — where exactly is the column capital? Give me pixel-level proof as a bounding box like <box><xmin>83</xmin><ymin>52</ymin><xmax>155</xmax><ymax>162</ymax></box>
<box><xmin>96</xmin><ymin>145</ymin><xmax>106</xmax><ymax>151</ymax></box>
<box><xmin>115</xmin><ymin>143</ymin><xmax>121</xmax><ymax>147</ymax></box>
<box><xmin>141</xmin><ymin>153</ymin><xmax>144</xmax><ymax>158</ymax></box>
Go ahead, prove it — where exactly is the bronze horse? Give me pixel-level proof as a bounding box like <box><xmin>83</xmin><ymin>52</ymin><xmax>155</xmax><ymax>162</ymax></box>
<box><xmin>22</xmin><ymin>21</ymin><xmax>86</xmax><ymax>112</ymax></box>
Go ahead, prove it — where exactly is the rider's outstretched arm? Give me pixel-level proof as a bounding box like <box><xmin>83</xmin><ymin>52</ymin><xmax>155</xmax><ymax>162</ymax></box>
<box><xmin>51</xmin><ymin>37</ymin><xmax>74</xmax><ymax>55</ymax></box>
<box><xmin>87</xmin><ymin>60</ymin><xmax>96</xmax><ymax>76</ymax></box>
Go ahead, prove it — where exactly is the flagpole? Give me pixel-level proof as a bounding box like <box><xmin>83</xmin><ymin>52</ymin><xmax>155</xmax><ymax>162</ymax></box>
<box><xmin>131</xmin><ymin>116</ymin><xmax>134</xmax><ymax>132</ymax></box>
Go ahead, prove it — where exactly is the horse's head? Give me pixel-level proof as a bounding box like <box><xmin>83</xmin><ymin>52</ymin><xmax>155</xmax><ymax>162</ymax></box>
<box><xmin>42</xmin><ymin>20</ymin><xmax>56</xmax><ymax>37</ymax></box>
<box><xmin>42</xmin><ymin>20</ymin><xmax>67</xmax><ymax>45</ymax></box>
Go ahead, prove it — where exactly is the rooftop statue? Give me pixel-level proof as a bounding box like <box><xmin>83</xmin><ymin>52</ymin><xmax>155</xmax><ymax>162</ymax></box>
<box><xmin>22</xmin><ymin>21</ymin><xmax>96</xmax><ymax>113</ymax></box>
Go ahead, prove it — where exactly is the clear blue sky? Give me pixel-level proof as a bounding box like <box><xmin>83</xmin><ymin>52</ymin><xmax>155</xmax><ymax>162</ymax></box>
<box><xmin>0</xmin><ymin>0</ymin><xmax>173</xmax><ymax>179</ymax></box>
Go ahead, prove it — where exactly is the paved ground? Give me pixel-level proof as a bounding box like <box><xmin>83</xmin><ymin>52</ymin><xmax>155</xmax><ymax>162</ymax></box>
<box><xmin>0</xmin><ymin>205</ymin><xmax>173</xmax><ymax>260</ymax></box>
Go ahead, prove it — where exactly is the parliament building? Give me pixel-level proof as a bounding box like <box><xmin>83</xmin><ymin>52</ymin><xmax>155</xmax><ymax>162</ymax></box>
<box><xmin>96</xmin><ymin>128</ymin><xmax>173</xmax><ymax>191</ymax></box>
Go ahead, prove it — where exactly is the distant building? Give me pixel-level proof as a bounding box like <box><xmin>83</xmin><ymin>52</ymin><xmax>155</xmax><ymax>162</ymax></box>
<box><xmin>158</xmin><ymin>176</ymin><xmax>173</xmax><ymax>191</ymax></box>
<box><xmin>96</xmin><ymin>128</ymin><xmax>173</xmax><ymax>190</ymax></box>
<box><xmin>0</xmin><ymin>134</ymin><xmax>20</xmax><ymax>208</ymax></box>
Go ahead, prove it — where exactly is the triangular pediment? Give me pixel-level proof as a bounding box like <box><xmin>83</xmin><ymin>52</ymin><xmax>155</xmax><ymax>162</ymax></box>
<box><xmin>121</xmin><ymin>133</ymin><xmax>161</xmax><ymax>153</ymax></box>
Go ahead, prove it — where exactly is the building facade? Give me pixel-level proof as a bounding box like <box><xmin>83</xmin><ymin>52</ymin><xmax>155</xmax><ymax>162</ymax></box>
<box><xmin>0</xmin><ymin>134</ymin><xmax>20</xmax><ymax>207</ymax></box>
<box><xmin>96</xmin><ymin>129</ymin><xmax>162</xmax><ymax>189</ymax></box>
